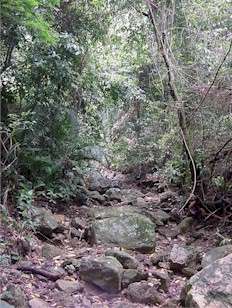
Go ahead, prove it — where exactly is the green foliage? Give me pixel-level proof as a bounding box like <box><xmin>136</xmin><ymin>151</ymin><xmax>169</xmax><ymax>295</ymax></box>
<box><xmin>16</xmin><ymin>182</ymin><xmax>34</xmax><ymax>229</ymax></box>
<box><xmin>1</xmin><ymin>0</ymin><xmax>59</xmax><ymax>43</ymax></box>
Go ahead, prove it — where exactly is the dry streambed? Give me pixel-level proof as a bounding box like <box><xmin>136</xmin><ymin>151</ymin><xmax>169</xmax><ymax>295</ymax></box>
<box><xmin>1</xmin><ymin>180</ymin><xmax>232</xmax><ymax>308</ymax></box>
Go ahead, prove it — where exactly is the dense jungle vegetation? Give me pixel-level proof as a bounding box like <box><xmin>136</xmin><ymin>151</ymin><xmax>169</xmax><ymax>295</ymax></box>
<box><xmin>1</xmin><ymin>1</ymin><xmax>232</xmax><ymax>307</ymax></box>
<box><xmin>1</xmin><ymin>0</ymin><xmax>231</xmax><ymax>217</ymax></box>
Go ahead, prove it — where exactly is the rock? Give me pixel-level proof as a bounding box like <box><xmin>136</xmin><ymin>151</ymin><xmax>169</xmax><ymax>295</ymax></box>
<box><xmin>31</xmin><ymin>207</ymin><xmax>59</xmax><ymax>237</ymax></box>
<box><xmin>62</xmin><ymin>258</ymin><xmax>80</xmax><ymax>269</ymax></box>
<box><xmin>182</xmin><ymin>253</ymin><xmax>232</xmax><ymax>308</ymax></box>
<box><xmin>122</xmin><ymin>269</ymin><xmax>148</xmax><ymax>288</ymax></box>
<box><xmin>182</xmin><ymin>267</ymin><xmax>197</xmax><ymax>278</ymax></box>
<box><xmin>151</xmin><ymin>269</ymin><xmax>170</xmax><ymax>292</ymax></box>
<box><xmin>150</xmin><ymin>253</ymin><xmax>167</xmax><ymax>265</ymax></box>
<box><xmin>42</xmin><ymin>243</ymin><xmax>63</xmax><ymax>259</ymax></box>
<box><xmin>79</xmin><ymin>256</ymin><xmax>123</xmax><ymax>293</ymax></box>
<box><xmin>0</xmin><ymin>300</ymin><xmax>15</xmax><ymax>308</ymax></box>
<box><xmin>125</xmin><ymin>281</ymin><xmax>163</xmax><ymax>305</ymax></box>
<box><xmin>169</xmin><ymin>244</ymin><xmax>193</xmax><ymax>272</ymax></box>
<box><xmin>177</xmin><ymin>217</ymin><xmax>194</xmax><ymax>234</ymax></box>
<box><xmin>105</xmin><ymin>188</ymin><xmax>122</xmax><ymax>202</ymax></box>
<box><xmin>146</xmin><ymin>209</ymin><xmax>170</xmax><ymax>226</ymax></box>
<box><xmin>86</xmin><ymin>170</ymin><xmax>111</xmax><ymax>193</ymax></box>
<box><xmin>55</xmin><ymin>279</ymin><xmax>83</xmax><ymax>293</ymax></box>
<box><xmin>71</xmin><ymin>217</ymin><xmax>86</xmax><ymax>230</ymax></box>
<box><xmin>29</xmin><ymin>298</ymin><xmax>51</xmax><ymax>308</ymax></box>
<box><xmin>1</xmin><ymin>285</ymin><xmax>27</xmax><ymax>308</ymax></box>
<box><xmin>159</xmin><ymin>191</ymin><xmax>179</xmax><ymax>204</ymax></box>
<box><xmin>88</xmin><ymin>191</ymin><xmax>105</xmax><ymax>203</ymax></box>
<box><xmin>121</xmin><ymin>189</ymin><xmax>144</xmax><ymax>203</ymax></box>
<box><xmin>134</xmin><ymin>197</ymin><xmax>147</xmax><ymax>208</ymax></box>
<box><xmin>105</xmin><ymin>249</ymin><xmax>139</xmax><ymax>269</ymax></box>
<box><xmin>201</xmin><ymin>245</ymin><xmax>232</xmax><ymax>268</ymax></box>
<box><xmin>91</xmin><ymin>207</ymin><xmax>156</xmax><ymax>252</ymax></box>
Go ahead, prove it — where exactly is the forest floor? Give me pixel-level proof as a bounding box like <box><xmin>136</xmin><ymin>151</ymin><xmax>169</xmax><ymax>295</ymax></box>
<box><xmin>0</xmin><ymin>168</ymin><xmax>230</xmax><ymax>308</ymax></box>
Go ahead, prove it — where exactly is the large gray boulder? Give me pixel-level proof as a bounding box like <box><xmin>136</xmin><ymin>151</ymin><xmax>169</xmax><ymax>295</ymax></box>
<box><xmin>90</xmin><ymin>207</ymin><xmax>156</xmax><ymax>252</ymax></box>
<box><xmin>182</xmin><ymin>253</ymin><xmax>232</xmax><ymax>308</ymax></box>
<box><xmin>85</xmin><ymin>170</ymin><xmax>111</xmax><ymax>193</ymax></box>
<box><xmin>201</xmin><ymin>245</ymin><xmax>232</xmax><ymax>268</ymax></box>
<box><xmin>1</xmin><ymin>285</ymin><xmax>27</xmax><ymax>308</ymax></box>
<box><xmin>0</xmin><ymin>300</ymin><xmax>15</xmax><ymax>308</ymax></box>
<box><xmin>31</xmin><ymin>207</ymin><xmax>60</xmax><ymax>237</ymax></box>
<box><xmin>79</xmin><ymin>256</ymin><xmax>123</xmax><ymax>293</ymax></box>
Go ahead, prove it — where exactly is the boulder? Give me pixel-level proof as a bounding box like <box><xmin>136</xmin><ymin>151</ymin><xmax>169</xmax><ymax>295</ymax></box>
<box><xmin>55</xmin><ymin>279</ymin><xmax>83</xmax><ymax>294</ymax></box>
<box><xmin>91</xmin><ymin>207</ymin><xmax>156</xmax><ymax>253</ymax></box>
<box><xmin>105</xmin><ymin>188</ymin><xmax>121</xmax><ymax>202</ymax></box>
<box><xmin>29</xmin><ymin>298</ymin><xmax>51</xmax><ymax>308</ymax></box>
<box><xmin>125</xmin><ymin>281</ymin><xmax>163</xmax><ymax>305</ymax></box>
<box><xmin>31</xmin><ymin>207</ymin><xmax>59</xmax><ymax>237</ymax></box>
<box><xmin>145</xmin><ymin>209</ymin><xmax>170</xmax><ymax>226</ymax></box>
<box><xmin>86</xmin><ymin>170</ymin><xmax>111</xmax><ymax>193</ymax></box>
<box><xmin>182</xmin><ymin>253</ymin><xmax>232</xmax><ymax>308</ymax></box>
<box><xmin>0</xmin><ymin>300</ymin><xmax>15</xmax><ymax>308</ymax></box>
<box><xmin>88</xmin><ymin>191</ymin><xmax>105</xmax><ymax>203</ymax></box>
<box><xmin>122</xmin><ymin>269</ymin><xmax>148</xmax><ymax>288</ymax></box>
<box><xmin>201</xmin><ymin>245</ymin><xmax>232</xmax><ymax>268</ymax></box>
<box><xmin>151</xmin><ymin>269</ymin><xmax>170</xmax><ymax>292</ymax></box>
<box><xmin>105</xmin><ymin>250</ymin><xmax>139</xmax><ymax>269</ymax></box>
<box><xmin>79</xmin><ymin>256</ymin><xmax>123</xmax><ymax>293</ymax></box>
<box><xmin>120</xmin><ymin>189</ymin><xmax>144</xmax><ymax>203</ymax></box>
<box><xmin>169</xmin><ymin>244</ymin><xmax>194</xmax><ymax>272</ymax></box>
<box><xmin>1</xmin><ymin>285</ymin><xmax>27</xmax><ymax>308</ymax></box>
<box><xmin>42</xmin><ymin>244</ymin><xmax>63</xmax><ymax>259</ymax></box>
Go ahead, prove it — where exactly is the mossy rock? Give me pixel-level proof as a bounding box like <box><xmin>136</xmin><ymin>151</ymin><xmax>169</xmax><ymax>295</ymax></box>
<box><xmin>91</xmin><ymin>207</ymin><xmax>156</xmax><ymax>253</ymax></box>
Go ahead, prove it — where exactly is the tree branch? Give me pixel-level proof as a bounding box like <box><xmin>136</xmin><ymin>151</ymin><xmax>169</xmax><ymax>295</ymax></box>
<box><xmin>190</xmin><ymin>40</ymin><xmax>232</xmax><ymax>117</ymax></box>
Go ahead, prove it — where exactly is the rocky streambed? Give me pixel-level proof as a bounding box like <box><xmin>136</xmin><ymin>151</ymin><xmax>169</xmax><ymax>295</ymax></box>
<box><xmin>1</xmin><ymin>170</ymin><xmax>232</xmax><ymax>308</ymax></box>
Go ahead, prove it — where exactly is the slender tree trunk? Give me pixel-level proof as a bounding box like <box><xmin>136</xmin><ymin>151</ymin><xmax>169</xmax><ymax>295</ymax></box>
<box><xmin>145</xmin><ymin>0</ymin><xmax>197</xmax><ymax>209</ymax></box>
